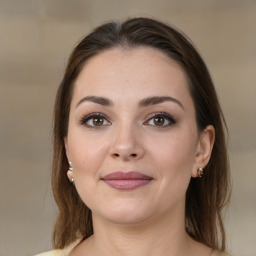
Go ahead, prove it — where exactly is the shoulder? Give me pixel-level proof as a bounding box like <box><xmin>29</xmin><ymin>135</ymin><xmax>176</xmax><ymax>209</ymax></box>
<box><xmin>34</xmin><ymin>249</ymin><xmax>63</xmax><ymax>256</ymax></box>
<box><xmin>212</xmin><ymin>250</ymin><xmax>234</xmax><ymax>256</ymax></box>
<box><xmin>35</xmin><ymin>238</ymin><xmax>82</xmax><ymax>256</ymax></box>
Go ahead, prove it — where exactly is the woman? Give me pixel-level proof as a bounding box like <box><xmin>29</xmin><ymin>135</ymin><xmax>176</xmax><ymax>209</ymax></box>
<box><xmin>36</xmin><ymin>17</ymin><xmax>232</xmax><ymax>256</ymax></box>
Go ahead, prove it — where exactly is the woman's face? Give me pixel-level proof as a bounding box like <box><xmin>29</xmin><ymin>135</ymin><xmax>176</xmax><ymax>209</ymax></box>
<box><xmin>65</xmin><ymin>47</ymin><xmax>213</xmax><ymax>225</ymax></box>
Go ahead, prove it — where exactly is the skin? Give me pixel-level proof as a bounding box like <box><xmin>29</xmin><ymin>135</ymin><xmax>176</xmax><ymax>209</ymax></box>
<box><xmin>65</xmin><ymin>47</ymin><xmax>215</xmax><ymax>256</ymax></box>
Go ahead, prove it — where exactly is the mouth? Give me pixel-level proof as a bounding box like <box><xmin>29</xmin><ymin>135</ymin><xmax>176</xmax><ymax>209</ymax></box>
<box><xmin>101</xmin><ymin>171</ymin><xmax>153</xmax><ymax>190</ymax></box>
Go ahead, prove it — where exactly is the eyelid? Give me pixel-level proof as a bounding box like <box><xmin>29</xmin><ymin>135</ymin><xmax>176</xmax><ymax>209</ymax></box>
<box><xmin>144</xmin><ymin>112</ymin><xmax>176</xmax><ymax>127</ymax></box>
<box><xmin>79</xmin><ymin>112</ymin><xmax>111</xmax><ymax>128</ymax></box>
<box><xmin>79</xmin><ymin>111</ymin><xmax>176</xmax><ymax>129</ymax></box>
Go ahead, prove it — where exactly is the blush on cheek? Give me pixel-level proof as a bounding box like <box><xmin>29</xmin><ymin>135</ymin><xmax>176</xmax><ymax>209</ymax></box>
<box><xmin>155</xmin><ymin>141</ymin><xmax>196</xmax><ymax>176</ymax></box>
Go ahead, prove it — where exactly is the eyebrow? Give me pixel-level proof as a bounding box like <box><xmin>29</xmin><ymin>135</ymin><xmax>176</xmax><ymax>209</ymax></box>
<box><xmin>75</xmin><ymin>95</ymin><xmax>184</xmax><ymax>110</ymax></box>
<box><xmin>76</xmin><ymin>96</ymin><xmax>113</xmax><ymax>108</ymax></box>
<box><xmin>138</xmin><ymin>96</ymin><xmax>184</xmax><ymax>109</ymax></box>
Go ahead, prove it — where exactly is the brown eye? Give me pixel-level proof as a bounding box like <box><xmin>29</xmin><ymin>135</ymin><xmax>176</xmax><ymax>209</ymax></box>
<box><xmin>144</xmin><ymin>112</ymin><xmax>176</xmax><ymax>128</ymax></box>
<box><xmin>93</xmin><ymin>117</ymin><xmax>104</xmax><ymax>126</ymax></box>
<box><xmin>80</xmin><ymin>113</ymin><xmax>111</xmax><ymax>128</ymax></box>
<box><xmin>153</xmin><ymin>117</ymin><xmax>165</xmax><ymax>126</ymax></box>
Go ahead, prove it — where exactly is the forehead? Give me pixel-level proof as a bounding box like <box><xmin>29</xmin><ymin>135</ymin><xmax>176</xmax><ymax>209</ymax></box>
<box><xmin>72</xmin><ymin>47</ymin><xmax>192</xmax><ymax>105</ymax></box>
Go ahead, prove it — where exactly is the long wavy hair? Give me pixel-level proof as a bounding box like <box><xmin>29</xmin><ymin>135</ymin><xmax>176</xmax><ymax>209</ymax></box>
<box><xmin>52</xmin><ymin>17</ymin><xmax>231</xmax><ymax>251</ymax></box>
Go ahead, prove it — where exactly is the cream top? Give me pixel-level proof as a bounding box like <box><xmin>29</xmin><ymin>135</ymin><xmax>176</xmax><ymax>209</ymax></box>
<box><xmin>35</xmin><ymin>239</ymin><xmax>233</xmax><ymax>256</ymax></box>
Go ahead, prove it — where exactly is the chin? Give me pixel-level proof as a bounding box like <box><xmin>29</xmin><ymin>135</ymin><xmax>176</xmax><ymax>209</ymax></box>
<box><xmin>94</xmin><ymin>199</ymin><xmax>155</xmax><ymax>225</ymax></box>
<box><xmin>103</xmin><ymin>212</ymin><xmax>152</xmax><ymax>226</ymax></box>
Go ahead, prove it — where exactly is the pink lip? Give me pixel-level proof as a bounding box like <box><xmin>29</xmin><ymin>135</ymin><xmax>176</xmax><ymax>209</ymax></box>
<box><xmin>102</xmin><ymin>171</ymin><xmax>153</xmax><ymax>190</ymax></box>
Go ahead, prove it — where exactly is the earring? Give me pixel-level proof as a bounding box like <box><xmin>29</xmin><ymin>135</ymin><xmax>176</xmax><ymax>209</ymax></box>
<box><xmin>68</xmin><ymin>161</ymin><xmax>73</xmax><ymax>171</ymax></box>
<box><xmin>67</xmin><ymin>161</ymin><xmax>74</xmax><ymax>184</ymax></box>
<box><xmin>198</xmin><ymin>167</ymin><xmax>204</xmax><ymax>178</ymax></box>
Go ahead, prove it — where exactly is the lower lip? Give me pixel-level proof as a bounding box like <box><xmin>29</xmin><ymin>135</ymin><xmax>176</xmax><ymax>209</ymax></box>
<box><xmin>103</xmin><ymin>179</ymin><xmax>152</xmax><ymax>190</ymax></box>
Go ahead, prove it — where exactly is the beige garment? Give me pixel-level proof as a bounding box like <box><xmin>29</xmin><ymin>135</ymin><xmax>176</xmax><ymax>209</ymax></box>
<box><xmin>35</xmin><ymin>242</ymin><xmax>233</xmax><ymax>256</ymax></box>
<box><xmin>211</xmin><ymin>250</ymin><xmax>233</xmax><ymax>256</ymax></box>
<box><xmin>35</xmin><ymin>250</ymin><xmax>233</xmax><ymax>256</ymax></box>
<box><xmin>35</xmin><ymin>239</ymin><xmax>80</xmax><ymax>256</ymax></box>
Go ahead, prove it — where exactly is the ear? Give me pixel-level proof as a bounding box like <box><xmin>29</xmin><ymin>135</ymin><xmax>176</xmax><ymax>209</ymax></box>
<box><xmin>64</xmin><ymin>136</ymin><xmax>74</xmax><ymax>180</ymax></box>
<box><xmin>64</xmin><ymin>136</ymin><xmax>70</xmax><ymax>160</ymax></box>
<box><xmin>192</xmin><ymin>125</ymin><xmax>215</xmax><ymax>177</ymax></box>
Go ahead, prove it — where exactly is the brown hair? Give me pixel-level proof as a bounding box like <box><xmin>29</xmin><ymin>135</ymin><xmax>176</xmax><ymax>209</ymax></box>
<box><xmin>52</xmin><ymin>17</ymin><xmax>231</xmax><ymax>250</ymax></box>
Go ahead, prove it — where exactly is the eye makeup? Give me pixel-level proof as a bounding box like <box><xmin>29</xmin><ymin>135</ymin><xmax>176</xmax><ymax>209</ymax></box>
<box><xmin>78</xmin><ymin>110</ymin><xmax>177</xmax><ymax>130</ymax></box>
<box><xmin>144</xmin><ymin>112</ymin><xmax>177</xmax><ymax>128</ymax></box>
<box><xmin>79</xmin><ymin>112</ymin><xmax>111</xmax><ymax>129</ymax></box>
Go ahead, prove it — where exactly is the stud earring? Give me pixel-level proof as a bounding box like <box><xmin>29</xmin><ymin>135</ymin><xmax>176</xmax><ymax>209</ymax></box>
<box><xmin>68</xmin><ymin>161</ymin><xmax>73</xmax><ymax>171</ymax></box>
<box><xmin>198</xmin><ymin>167</ymin><xmax>204</xmax><ymax>178</ymax></box>
<box><xmin>67</xmin><ymin>161</ymin><xmax>74</xmax><ymax>184</ymax></box>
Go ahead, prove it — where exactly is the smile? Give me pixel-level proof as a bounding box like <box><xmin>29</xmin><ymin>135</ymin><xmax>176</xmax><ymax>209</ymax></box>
<box><xmin>102</xmin><ymin>171</ymin><xmax>153</xmax><ymax>190</ymax></box>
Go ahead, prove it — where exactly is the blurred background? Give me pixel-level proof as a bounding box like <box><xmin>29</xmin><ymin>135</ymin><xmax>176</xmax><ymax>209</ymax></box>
<box><xmin>0</xmin><ymin>1</ymin><xmax>255</xmax><ymax>255</ymax></box>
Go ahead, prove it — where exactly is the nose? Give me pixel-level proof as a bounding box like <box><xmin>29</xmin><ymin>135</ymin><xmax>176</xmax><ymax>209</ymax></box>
<box><xmin>109</xmin><ymin>123</ymin><xmax>145</xmax><ymax>161</ymax></box>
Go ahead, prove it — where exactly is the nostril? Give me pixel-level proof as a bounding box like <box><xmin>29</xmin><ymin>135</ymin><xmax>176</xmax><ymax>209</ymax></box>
<box><xmin>111</xmin><ymin>153</ymin><xmax>137</xmax><ymax>159</ymax></box>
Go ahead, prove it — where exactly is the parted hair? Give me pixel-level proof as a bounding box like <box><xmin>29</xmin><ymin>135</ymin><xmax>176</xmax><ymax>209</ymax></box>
<box><xmin>52</xmin><ymin>17</ymin><xmax>230</xmax><ymax>250</ymax></box>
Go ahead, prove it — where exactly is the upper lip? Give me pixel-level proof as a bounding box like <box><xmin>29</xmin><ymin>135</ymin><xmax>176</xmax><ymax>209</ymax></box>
<box><xmin>102</xmin><ymin>171</ymin><xmax>153</xmax><ymax>180</ymax></box>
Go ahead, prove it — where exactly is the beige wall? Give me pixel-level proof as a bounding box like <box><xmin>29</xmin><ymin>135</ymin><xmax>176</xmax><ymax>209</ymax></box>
<box><xmin>1</xmin><ymin>1</ymin><xmax>255</xmax><ymax>255</ymax></box>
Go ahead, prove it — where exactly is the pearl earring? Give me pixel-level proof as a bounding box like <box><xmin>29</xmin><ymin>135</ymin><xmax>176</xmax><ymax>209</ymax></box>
<box><xmin>198</xmin><ymin>167</ymin><xmax>204</xmax><ymax>178</ymax></box>
<box><xmin>67</xmin><ymin>161</ymin><xmax>74</xmax><ymax>184</ymax></box>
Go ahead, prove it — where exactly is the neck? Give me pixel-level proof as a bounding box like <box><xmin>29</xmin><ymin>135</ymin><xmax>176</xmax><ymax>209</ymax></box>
<box><xmin>87</xmin><ymin>207</ymin><xmax>193</xmax><ymax>256</ymax></box>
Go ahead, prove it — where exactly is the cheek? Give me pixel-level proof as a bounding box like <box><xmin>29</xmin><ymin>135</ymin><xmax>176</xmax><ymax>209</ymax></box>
<box><xmin>67</xmin><ymin>131</ymin><xmax>110</xmax><ymax>177</ymax></box>
<box><xmin>67</xmin><ymin>132</ymin><xmax>110</xmax><ymax>207</ymax></box>
<box><xmin>148</xmin><ymin>131</ymin><xmax>197</xmax><ymax>208</ymax></box>
<box><xmin>148</xmin><ymin>129</ymin><xmax>198</xmax><ymax>178</ymax></box>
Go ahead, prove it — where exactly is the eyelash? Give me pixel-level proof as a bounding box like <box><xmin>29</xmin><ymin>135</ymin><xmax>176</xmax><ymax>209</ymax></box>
<box><xmin>79</xmin><ymin>112</ymin><xmax>111</xmax><ymax>129</ymax></box>
<box><xmin>144</xmin><ymin>112</ymin><xmax>176</xmax><ymax>128</ymax></box>
<box><xmin>79</xmin><ymin>112</ymin><xmax>176</xmax><ymax>129</ymax></box>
